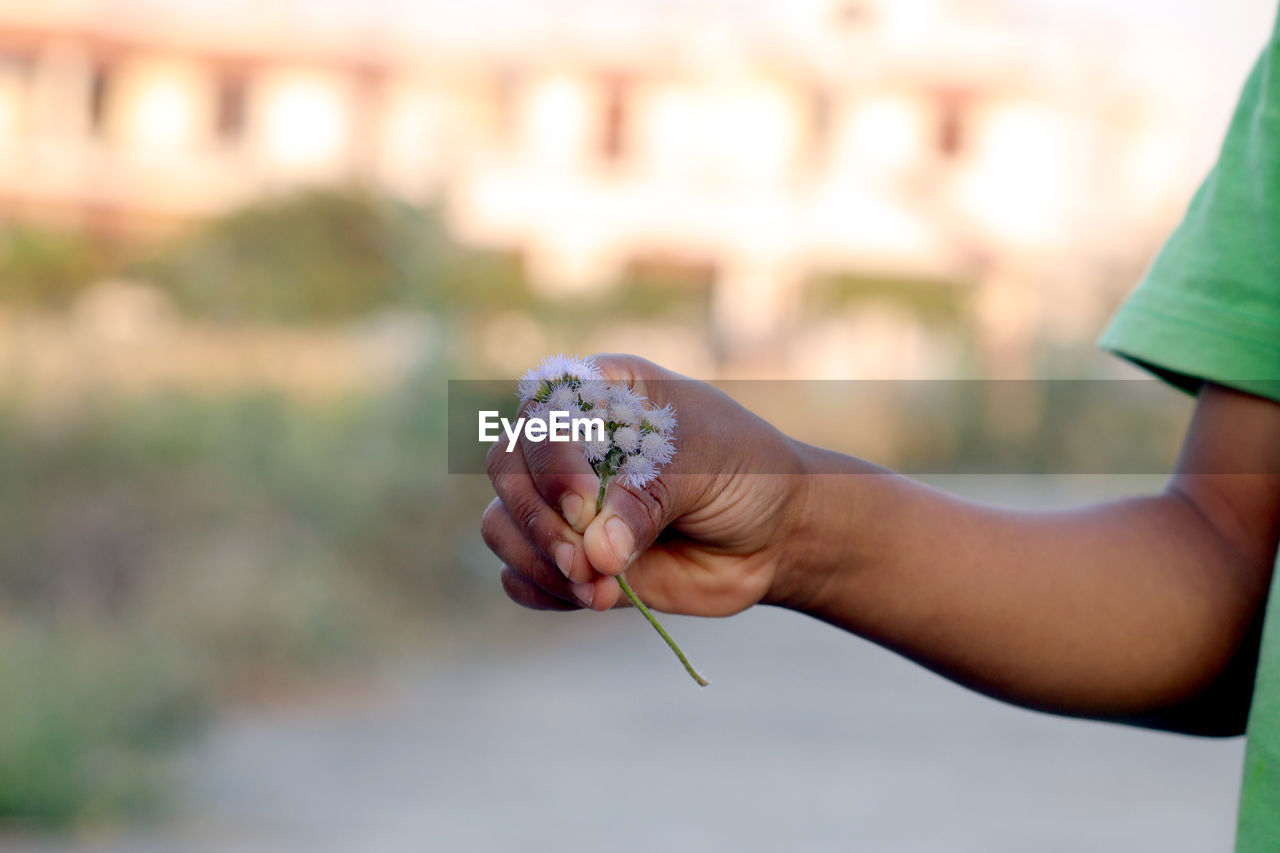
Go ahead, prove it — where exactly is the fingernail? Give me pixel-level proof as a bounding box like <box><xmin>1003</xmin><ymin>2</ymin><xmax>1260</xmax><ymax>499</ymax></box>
<box><xmin>570</xmin><ymin>581</ymin><xmax>594</xmax><ymax>608</ymax></box>
<box><xmin>605</xmin><ymin>517</ymin><xmax>635</xmax><ymax>567</ymax></box>
<box><xmin>552</xmin><ymin>542</ymin><xmax>574</xmax><ymax>579</ymax></box>
<box><xmin>560</xmin><ymin>493</ymin><xmax>584</xmax><ymax>528</ymax></box>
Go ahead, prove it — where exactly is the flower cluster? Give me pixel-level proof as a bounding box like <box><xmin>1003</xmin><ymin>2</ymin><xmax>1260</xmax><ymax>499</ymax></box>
<box><xmin>516</xmin><ymin>354</ymin><xmax>705</xmax><ymax>686</ymax></box>
<box><xmin>518</xmin><ymin>354</ymin><xmax>676</xmax><ymax>489</ymax></box>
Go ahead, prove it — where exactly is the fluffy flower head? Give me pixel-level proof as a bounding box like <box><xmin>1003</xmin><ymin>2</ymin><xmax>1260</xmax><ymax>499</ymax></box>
<box><xmin>641</xmin><ymin>403</ymin><xmax>677</xmax><ymax>435</ymax></box>
<box><xmin>605</xmin><ymin>385</ymin><xmax>645</xmax><ymax>425</ymax></box>
<box><xmin>639</xmin><ymin>430</ymin><xmax>675</xmax><ymax>465</ymax></box>
<box><xmin>522</xmin><ymin>400</ymin><xmax>550</xmax><ymax>425</ymax></box>
<box><xmin>517</xmin><ymin>354</ymin><xmax>601</xmax><ymax>402</ymax></box>
<box><xmin>516</xmin><ymin>355</ymin><xmax>677</xmax><ymax>496</ymax></box>
<box><xmin>546</xmin><ymin>385</ymin><xmax>581</xmax><ymax>415</ymax></box>
<box><xmin>612</xmin><ymin>425</ymin><xmax>641</xmax><ymax>455</ymax></box>
<box><xmin>617</xmin><ymin>453</ymin><xmax>658</xmax><ymax>488</ymax></box>
<box><xmin>577</xmin><ymin>379</ymin><xmax>610</xmax><ymax>410</ymax></box>
<box><xmin>582</xmin><ymin>434</ymin><xmax>612</xmax><ymax>463</ymax></box>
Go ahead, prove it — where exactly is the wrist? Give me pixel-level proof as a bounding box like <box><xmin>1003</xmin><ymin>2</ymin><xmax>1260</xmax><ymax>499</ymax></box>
<box><xmin>764</xmin><ymin>441</ymin><xmax>881</xmax><ymax>614</ymax></box>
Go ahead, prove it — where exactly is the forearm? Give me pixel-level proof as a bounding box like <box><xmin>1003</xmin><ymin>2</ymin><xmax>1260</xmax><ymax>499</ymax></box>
<box><xmin>775</xmin><ymin>444</ymin><xmax>1274</xmax><ymax>733</ymax></box>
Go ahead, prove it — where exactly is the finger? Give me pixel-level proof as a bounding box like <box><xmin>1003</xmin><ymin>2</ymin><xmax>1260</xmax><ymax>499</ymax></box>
<box><xmin>519</xmin><ymin>350</ymin><xmax>680</xmax><ymax>543</ymax></box>
<box><xmin>500</xmin><ymin>567</ymin><xmax>581</xmax><ymax>611</ymax></box>
<box><xmin>481</xmin><ymin>498</ymin><xmax>593</xmax><ymax>605</ymax></box>
<box><xmin>588</xmin><ymin>352</ymin><xmax>680</xmax><ymax>389</ymax></box>
<box><xmin>612</xmin><ymin>543</ymin><xmax>759</xmax><ymax>616</ymax></box>
<box><xmin>520</xmin><ymin>411</ymin><xmax>602</xmax><ymax>535</ymax></box>
<box><xmin>486</xmin><ymin>442</ymin><xmax>597</xmax><ymax>584</ymax></box>
<box><xmin>582</xmin><ymin>473</ymin><xmax>686</xmax><ymax>577</ymax></box>
<box><xmin>573</xmin><ymin>353</ymin><xmax>692</xmax><ymax>577</ymax></box>
<box><xmin>542</xmin><ymin>571</ymin><xmax>623</xmax><ymax>612</ymax></box>
<box><xmin>609</xmin><ymin>547</ymin><xmax>678</xmax><ymax>611</ymax></box>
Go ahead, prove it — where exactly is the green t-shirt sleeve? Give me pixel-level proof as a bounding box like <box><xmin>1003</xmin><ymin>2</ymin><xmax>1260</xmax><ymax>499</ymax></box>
<box><xmin>1098</xmin><ymin>37</ymin><xmax>1280</xmax><ymax>405</ymax></box>
<box><xmin>1101</xmin><ymin>27</ymin><xmax>1280</xmax><ymax>853</ymax></box>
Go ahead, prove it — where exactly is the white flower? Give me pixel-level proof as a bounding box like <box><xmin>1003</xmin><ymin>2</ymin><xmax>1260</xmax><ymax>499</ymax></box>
<box><xmin>547</xmin><ymin>385</ymin><xmax>580</xmax><ymax>414</ymax></box>
<box><xmin>641</xmin><ymin>403</ymin><xmax>677</xmax><ymax>435</ymax></box>
<box><xmin>612</xmin><ymin>425</ymin><xmax>641</xmax><ymax>454</ymax></box>
<box><xmin>618</xmin><ymin>453</ymin><xmax>658</xmax><ymax>488</ymax></box>
<box><xmin>517</xmin><ymin>354</ymin><xmax>601</xmax><ymax>402</ymax></box>
<box><xmin>516</xmin><ymin>357</ymin><xmax>699</xmax><ymax>684</ymax></box>
<box><xmin>543</xmin><ymin>353</ymin><xmax>601</xmax><ymax>383</ymax></box>
<box><xmin>517</xmin><ymin>356</ymin><xmax>678</xmax><ymax>494</ymax></box>
<box><xmin>639</xmin><ymin>430</ymin><xmax>675</xmax><ymax>465</ymax></box>
<box><xmin>577</xmin><ymin>379</ymin><xmax>610</xmax><ymax>411</ymax></box>
<box><xmin>605</xmin><ymin>385</ymin><xmax>645</xmax><ymax>425</ymax></box>
<box><xmin>516</xmin><ymin>374</ymin><xmax>547</xmax><ymax>404</ymax></box>
<box><xmin>582</xmin><ymin>434</ymin><xmax>611</xmax><ymax>463</ymax></box>
<box><xmin>523</xmin><ymin>400</ymin><xmax>550</xmax><ymax>424</ymax></box>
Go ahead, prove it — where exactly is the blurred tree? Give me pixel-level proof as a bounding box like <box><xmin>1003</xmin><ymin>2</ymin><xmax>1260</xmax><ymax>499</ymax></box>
<box><xmin>802</xmin><ymin>271</ymin><xmax>975</xmax><ymax>325</ymax></box>
<box><xmin>131</xmin><ymin>189</ymin><xmax>534</xmax><ymax>323</ymax></box>
<box><xmin>0</xmin><ymin>225</ymin><xmax>118</xmax><ymax>309</ymax></box>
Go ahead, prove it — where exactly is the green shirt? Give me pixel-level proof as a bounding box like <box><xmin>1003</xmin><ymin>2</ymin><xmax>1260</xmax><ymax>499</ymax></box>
<box><xmin>1099</xmin><ymin>17</ymin><xmax>1280</xmax><ymax>852</ymax></box>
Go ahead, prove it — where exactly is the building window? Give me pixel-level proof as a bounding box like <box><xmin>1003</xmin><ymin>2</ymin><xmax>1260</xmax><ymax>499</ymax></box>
<box><xmin>88</xmin><ymin>61</ymin><xmax>112</xmax><ymax>137</ymax></box>
<box><xmin>215</xmin><ymin>73</ymin><xmax>247</xmax><ymax>144</ymax></box>
<box><xmin>834</xmin><ymin>1</ymin><xmax>874</xmax><ymax>27</ymax></box>
<box><xmin>0</xmin><ymin>50</ymin><xmax>34</xmax><ymax>138</ymax></box>
<box><xmin>491</xmin><ymin>66</ymin><xmax>519</xmax><ymax>140</ymax></box>
<box><xmin>599</xmin><ymin>73</ymin><xmax>629</xmax><ymax>163</ymax></box>
<box><xmin>807</xmin><ymin>84</ymin><xmax>832</xmax><ymax>168</ymax></box>
<box><xmin>936</xmin><ymin>90</ymin><xmax>968</xmax><ymax>158</ymax></box>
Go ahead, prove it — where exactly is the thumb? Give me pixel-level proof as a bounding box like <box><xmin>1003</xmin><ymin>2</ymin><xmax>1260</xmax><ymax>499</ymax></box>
<box><xmin>582</xmin><ymin>476</ymin><xmax>680</xmax><ymax>576</ymax></box>
<box><xmin>579</xmin><ymin>352</ymin><xmax>692</xmax><ymax>575</ymax></box>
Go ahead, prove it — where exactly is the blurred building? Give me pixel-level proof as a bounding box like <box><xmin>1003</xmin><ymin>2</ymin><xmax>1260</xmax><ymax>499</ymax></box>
<box><xmin>0</xmin><ymin>0</ymin><xmax>1247</xmax><ymax>373</ymax></box>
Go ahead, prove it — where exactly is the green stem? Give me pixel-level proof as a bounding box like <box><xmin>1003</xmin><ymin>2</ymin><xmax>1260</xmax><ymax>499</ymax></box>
<box><xmin>615</xmin><ymin>575</ymin><xmax>709</xmax><ymax>687</ymax></box>
<box><xmin>596</xmin><ymin>480</ymin><xmax>708</xmax><ymax>687</ymax></box>
<box><xmin>596</xmin><ymin>476</ymin><xmax>609</xmax><ymax>515</ymax></box>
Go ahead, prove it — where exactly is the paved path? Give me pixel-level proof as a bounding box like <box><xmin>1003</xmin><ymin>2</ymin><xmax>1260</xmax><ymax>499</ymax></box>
<box><xmin>11</xmin><ymin>478</ymin><xmax>1249</xmax><ymax>852</ymax></box>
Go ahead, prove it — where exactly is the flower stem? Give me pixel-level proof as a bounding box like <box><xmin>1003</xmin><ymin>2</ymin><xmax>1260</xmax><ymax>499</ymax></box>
<box><xmin>596</xmin><ymin>481</ymin><xmax>708</xmax><ymax>687</ymax></box>
<box><xmin>596</xmin><ymin>476</ymin><xmax>609</xmax><ymax>514</ymax></box>
<box><xmin>615</xmin><ymin>575</ymin><xmax>709</xmax><ymax>687</ymax></box>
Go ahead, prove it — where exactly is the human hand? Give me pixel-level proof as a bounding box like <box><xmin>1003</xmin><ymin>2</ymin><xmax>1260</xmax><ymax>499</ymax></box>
<box><xmin>481</xmin><ymin>354</ymin><xmax>810</xmax><ymax>616</ymax></box>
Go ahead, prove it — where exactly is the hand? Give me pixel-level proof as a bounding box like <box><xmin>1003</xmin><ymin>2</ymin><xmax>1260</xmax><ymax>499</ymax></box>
<box><xmin>481</xmin><ymin>354</ymin><xmax>809</xmax><ymax>616</ymax></box>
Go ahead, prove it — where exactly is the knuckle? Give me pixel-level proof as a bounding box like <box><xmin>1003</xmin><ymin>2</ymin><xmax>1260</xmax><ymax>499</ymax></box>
<box><xmin>500</xmin><ymin>567</ymin><xmax>531</xmax><ymax>605</ymax></box>
<box><xmin>480</xmin><ymin>500</ymin><xmax>504</xmax><ymax>551</ymax></box>
<box><xmin>506</xmin><ymin>489</ymin><xmax>547</xmax><ymax>540</ymax></box>
<box><xmin>484</xmin><ymin>442</ymin><xmax>506</xmax><ymax>479</ymax></box>
<box><xmin>618</xmin><ymin>476</ymin><xmax>671</xmax><ymax>539</ymax></box>
<box><xmin>522</xmin><ymin>435</ymin><xmax>556</xmax><ymax>473</ymax></box>
<box><xmin>525</xmin><ymin>446</ymin><xmax>575</xmax><ymax>498</ymax></box>
<box><xmin>647</xmin><ymin>477</ymin><xmax>673</xmax><ymax>523</ymax></box>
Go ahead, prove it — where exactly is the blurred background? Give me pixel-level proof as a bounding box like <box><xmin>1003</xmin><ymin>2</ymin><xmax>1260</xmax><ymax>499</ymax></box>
<box><xmin>0</xmin><ymin>0</ymin><xmax>1273</xmax><ymax>850</ymax></box>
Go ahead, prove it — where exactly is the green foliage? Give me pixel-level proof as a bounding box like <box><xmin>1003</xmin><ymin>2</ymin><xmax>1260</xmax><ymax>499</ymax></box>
<box><xmin>0</xmin><ymin>369</ymin><xmax>485</xmax><ymax>615</ymax></box>
<box><xmin>803</xmin><ymin>271</ymin><xmax>975</xmax><ymax>325</ymax></box>
<box><xmin>0</xmin><ymin>367</ymin><xmax>497</xmax><ymax>827</ymax></box>
<box><xmin>0</xmin><ymin>188</ymin><xmax>722</xmax><ymax>828</ymax></box>
<box><xmin>2</xmin><ymin>190</ymin><xmax>711</xmax><ymax>330</ymax></box>
<box><xmin>0</xmin><ymin>225</ymin><xmax>118</xmax><ymax>309</ymax></box>
<box><xmin>893</xmin><ymin>381</ymin><xmax>1191</xmax><ymax>475</ymax></box>
<box><xmin>129</xmin><ymin>189</ymin><xmax>534</xmax><ymax>323</ymax></box>
<box><xmin>531</xmin><ymin>260</ymin><xmax>713</xmax><ymax>327</ymax></box>
<box><xmin>0</xmin><ymin>626</ymin><xmax>208</xmax><ymax>827</ymax></box>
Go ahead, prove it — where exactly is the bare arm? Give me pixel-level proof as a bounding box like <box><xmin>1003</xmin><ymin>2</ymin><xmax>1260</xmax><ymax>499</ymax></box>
<box><xmin>778</xmin><ymin>383</ymin><xmax>1280</xmax><ymax>734</ymax></box>
<box><xmin>482</xmin><ymin>357</ymin><xmax>1280</xmax><ymax>735</ymax></box>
